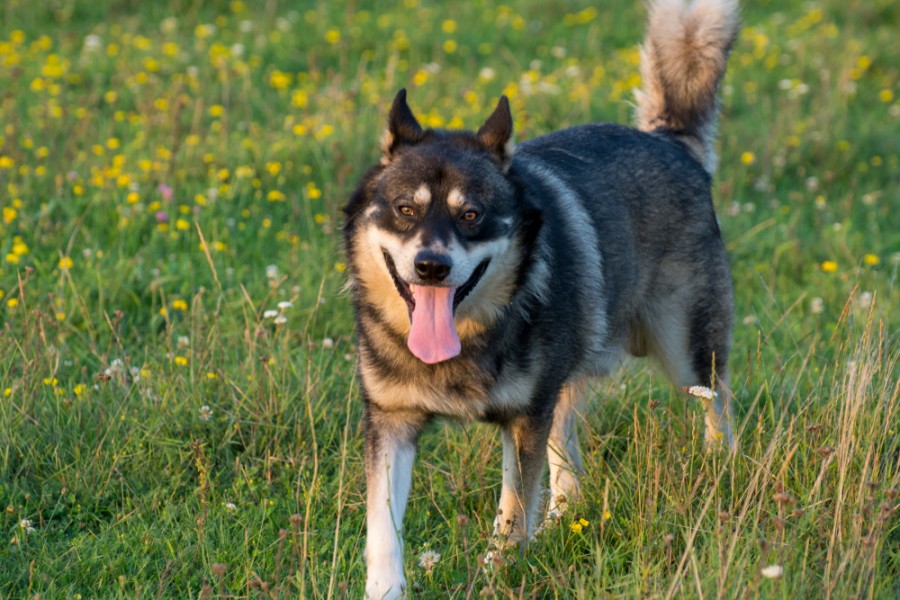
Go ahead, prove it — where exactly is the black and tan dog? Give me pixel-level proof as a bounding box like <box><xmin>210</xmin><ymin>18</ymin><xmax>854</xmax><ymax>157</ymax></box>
<box><xmin>342</xmin><ymin>1</ymin><xmax>741</xmax><ymax>596</ymax></box>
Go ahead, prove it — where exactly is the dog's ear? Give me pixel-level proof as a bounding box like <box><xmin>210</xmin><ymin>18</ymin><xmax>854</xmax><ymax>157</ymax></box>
<box><xmin>381</xmin><ymin>89</ymin><xmax>424</xmax><ymax>163</ymax></box>
<box><xmin>477</xmin><ymin>96</ymin><xmax>514</xmax><ymax>170</ymax></box>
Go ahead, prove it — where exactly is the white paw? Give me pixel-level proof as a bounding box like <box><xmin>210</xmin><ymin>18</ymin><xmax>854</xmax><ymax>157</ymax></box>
<box><xmin>545</xmin><ymin>506</ymin><xmax>564</xmax><ymax>521</ymax></box>
<box><xmin>365</xmin><ymin>574</ymin><xmax>405</xmax><ymax>600</ymax></box>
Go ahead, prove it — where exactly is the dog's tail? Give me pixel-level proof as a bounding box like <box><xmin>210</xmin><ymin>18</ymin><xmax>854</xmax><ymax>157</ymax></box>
<box><xmin>635</xmin><ymin>0</ymin><xmax>740</xmax><ymax>174</ymax></box>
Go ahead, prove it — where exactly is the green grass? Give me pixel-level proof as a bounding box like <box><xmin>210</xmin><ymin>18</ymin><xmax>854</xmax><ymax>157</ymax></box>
<box><xmin>0</xmin><ymin>0</ymin><xmax>898</xmax><ymax>597</ymax></box>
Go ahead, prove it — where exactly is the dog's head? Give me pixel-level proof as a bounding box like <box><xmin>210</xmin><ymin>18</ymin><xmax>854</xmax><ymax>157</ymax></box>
<box><xmin>344</xmin><ymin>89</ymin><xmax>538</xmax><ymax>365</ymax></box>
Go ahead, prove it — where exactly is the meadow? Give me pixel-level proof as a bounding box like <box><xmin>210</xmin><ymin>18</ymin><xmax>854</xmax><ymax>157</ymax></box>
<box><xmin>0</xmin><ymin>0</ymin><xmax>897</xmax><ymax>597</ymax></box>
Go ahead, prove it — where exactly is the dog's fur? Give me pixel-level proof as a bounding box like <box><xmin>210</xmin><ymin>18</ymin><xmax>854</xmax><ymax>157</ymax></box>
<box><xmin>342</xmin><ymin>1</ymin><xmax>740</xmax><ymax>597</ymax></box>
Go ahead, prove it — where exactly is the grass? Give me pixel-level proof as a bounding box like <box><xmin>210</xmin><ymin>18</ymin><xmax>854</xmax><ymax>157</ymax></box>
<box><xmin>0</xmin><ymin>0</ymin><xmax>898</xmax><ymax>597</ymax></box>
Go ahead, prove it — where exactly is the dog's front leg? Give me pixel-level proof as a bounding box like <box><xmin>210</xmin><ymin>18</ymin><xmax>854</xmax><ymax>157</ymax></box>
<box><xmin>494</xmin><ymin>414</ymin><xmax>552</xmax><ymax>544</ymax></box>
<box><xmin>364</xmin><ymin>404</ymin><xmax>422</xmax><ymax>600</ymax></box>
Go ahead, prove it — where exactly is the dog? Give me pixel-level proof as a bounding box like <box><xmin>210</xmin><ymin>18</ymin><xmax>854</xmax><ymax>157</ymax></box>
<box><xmin>342</xmin><ymin>0</ymin><xmax>740</xmax><ymax>596</ymax></box>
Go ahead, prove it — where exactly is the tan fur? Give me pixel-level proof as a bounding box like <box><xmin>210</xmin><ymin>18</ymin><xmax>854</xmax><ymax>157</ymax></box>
<box><xmin>352</xmin><ymin>230</ymin><xmax>411</xmax><ymax>335</ymax></box>
<box><xmin>494</xmin><ymin>414</ymin><xmax>552</xmax><ymax>543</ymax></box>
<box><xmin>359</xmin><ymin>349</ymin><xmax>537</xmax><ymax>421</ymax></box>
<box><xmin>446</xmin><ymin>188</ymin><xmax>466</xmax><ymax>210</ymax></box>
<box><xmin>379</xmin><ymin>130</ymin><xmax>394</xmax><ymax>165</ymax></box>
<box><xmin>635</xmin><ymin>0</ymin><xmax>740</xmax><ymax>173</ymax></box>
<box><xmin>547</xmin><ymin>379</ymin><xmax>586</xmax><ymax>517</ymax></box>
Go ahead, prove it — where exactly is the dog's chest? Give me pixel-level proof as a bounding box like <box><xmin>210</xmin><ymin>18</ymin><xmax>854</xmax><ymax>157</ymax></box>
<box><xmin>361</xmin><ymin>360</ymin><xmax>537</xmax><ymax>421</ymax></box>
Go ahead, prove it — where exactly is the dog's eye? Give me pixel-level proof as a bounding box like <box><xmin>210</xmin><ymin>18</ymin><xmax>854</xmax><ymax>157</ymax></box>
<box><xmin>397</xmin><ymin>205</ymin><xmax>415</xmax><ymax>217</ymax></box>
<box><xmin>462</xmin><ymin>210</ymin><xmax>479</xmax><ymax>222</ymax></box>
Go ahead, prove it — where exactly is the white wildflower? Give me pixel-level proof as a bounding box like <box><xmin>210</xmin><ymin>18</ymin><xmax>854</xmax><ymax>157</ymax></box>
<box><xmin>686</xmin><ymin>386</ymin><xmax>716</xmax><ymax>401</ymax></box>
<box><xmin>199</xmin><ymin>405</ymin><xmax>213</xmax><ymax>421</ymax></box>
<box><xmin>418</xmin><ymin>550</ymin><xmax>441</xmax><ymax>574</ymax></box>
<box><xmin>274</xmin><ymin>315</ymin><xmax>287</xmax><ymax>325</ymax></box>
<box><xmin>19</xmin><ymin>519</ymin><xmax>32</xmax><ymax>529</ymax></box>
<box><xmin>810</xmin><ymin>297</ymin><xmax>824</xmax><ymax>314</ymax></box>
<box><xmin>177</xmin><ymin>335</ymin><xmax>190</xmax><ymax>348</ymax></box>
<box><xmin>225</xmin><ymin>502</ymin><xmax>237</xmax><ymax>511</ymax></box>
<box><xmin>105</xmin><ymin>358</ymin><xmax>126</xmax><ymax>381</ymax></box>
<box><xmin>83</xmin><ymin>34</ymin><xmax>102</xmax><ymax>52</ymax></box>
<box><xmin>761</xmin><ymin>564</ymin><xmax>784</xmax><ymax>579</ymax></box>
<box><xmin>857</xmin><ymin>291</ymin><xmax>872</xmax><ymax>309</ymax></box>
<box><xmin>160</xmin><ymin>17</ymin><xmax>178</xmax><ymax>33</ymax></box>
<box><xmin>277</xmin><ymin>301</ymin><xmax>293</xmax><ymax>309</ymax></box>
<box><xmin>322</xmin><ymin>337</ymin><xmax>334</xmax><ymax>349</ymax></box>
<box><xmin>263</xmin><ymin>309</ymin><xmax>279</xmax><ymax>319</ymax></box>
<box><xmin>266</xmin><ymin>264</ymin><xmax>279</xmax><ymax>279</ymax></box>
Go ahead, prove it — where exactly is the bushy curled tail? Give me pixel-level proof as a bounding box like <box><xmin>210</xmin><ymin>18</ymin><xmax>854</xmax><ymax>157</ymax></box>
<box><xmin>635</xmin><ymin>0</ymin><xmax>740</xmax><ymax>174</ymax></box>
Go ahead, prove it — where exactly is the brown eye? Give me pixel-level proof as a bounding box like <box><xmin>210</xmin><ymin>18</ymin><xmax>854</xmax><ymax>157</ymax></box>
<box><xmin>462</xmin><ymin>210</ymin><xmax>479</xmax><ymax>222</ymax></box>
<box><xmin>398</xmin><ymin>205</ymin><xmax>415</xmax><ymax>217</ymax></box>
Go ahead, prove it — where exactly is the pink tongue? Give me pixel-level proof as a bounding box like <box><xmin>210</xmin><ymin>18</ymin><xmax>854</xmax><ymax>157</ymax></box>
<box><xmin>407</xmin><ymin>285</ymin><xmax>461</xmax><ymax>364</ymax></box>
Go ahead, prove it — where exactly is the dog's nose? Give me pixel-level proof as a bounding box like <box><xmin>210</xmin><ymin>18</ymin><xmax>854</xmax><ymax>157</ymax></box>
<box><xmin>414</xmin><ymin>251</ymin><xmax>452</xmax><ymax>283</ymax></box>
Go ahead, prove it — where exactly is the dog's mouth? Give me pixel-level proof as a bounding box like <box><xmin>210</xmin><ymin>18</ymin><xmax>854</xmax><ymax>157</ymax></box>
<box><xmin>383</xmin><ymin>251</ymin><xmax>490</xmax><ymax>364</ymax></box>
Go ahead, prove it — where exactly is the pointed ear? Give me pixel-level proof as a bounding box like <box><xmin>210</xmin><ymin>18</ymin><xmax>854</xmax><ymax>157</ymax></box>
<box><xmin>477</xmin><ymin>96</ymin><xmax>514</xmax><ymax>169</ymax></box>
<box><xmin>381</xmin><ymin>89</ymin><xmax>424</xmax><ymax>163</ymax></box>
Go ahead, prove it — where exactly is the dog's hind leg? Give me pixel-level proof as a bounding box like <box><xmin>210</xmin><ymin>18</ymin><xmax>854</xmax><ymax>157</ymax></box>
<box><xmin>644</xmin><ymin>288</ymin><xmax>736</xmax><ymax>450</ymax></box>
<box><xmin>494</xmin><ymin>414</ymin><xmax>553</xmax><ymax>544</ymax></box>
<box><xmin>546</xmin><ymin>379</ymin><xmax>586</xmax><ymax>519</ymax></box>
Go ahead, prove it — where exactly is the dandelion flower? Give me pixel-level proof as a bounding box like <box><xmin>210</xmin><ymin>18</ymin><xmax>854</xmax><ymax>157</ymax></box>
<box><xmin>418</xmin><ymin>550</ymin><xmax>441</xmax><ymax>574</ymax></box>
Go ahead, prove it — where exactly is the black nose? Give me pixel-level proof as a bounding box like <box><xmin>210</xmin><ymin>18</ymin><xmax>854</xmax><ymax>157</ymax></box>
<box><xmin>414</xmin><ymin>251</ymin><xmax>452</xmax><ymax>283</ymax></box>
